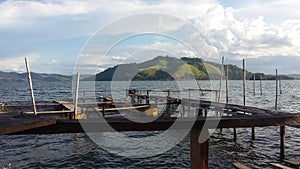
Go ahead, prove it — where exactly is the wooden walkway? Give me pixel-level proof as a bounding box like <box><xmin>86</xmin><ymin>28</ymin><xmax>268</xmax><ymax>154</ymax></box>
<box><xmin>0</xmin><ymin>112</ymin><xmax>57</xmax><ymax>135</ymax></box>
<box><xmin>1</xmin><ymin>96</ymin><xmax>300</xmax><ymax>169</ymax></box>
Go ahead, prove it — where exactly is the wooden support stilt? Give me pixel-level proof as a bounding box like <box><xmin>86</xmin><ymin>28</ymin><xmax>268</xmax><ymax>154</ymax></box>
<box><xmin>276</xmin><ymin>69</ymin><xmax>286</xmax><ymax>159</ymax></box>
<box><xmin>218</xmin><ymin>56</ymin><xmax>224</xmax><ymax>102</ymax></box>
<box><xmin>190</xmin><ymin>127</ymin><xmax>209</xmax><ymax>169</ymax></box>
<box><xmin>279</xmin><ymin>77</ymin><xmax>282</xmax><ymax>94</ymax></box>
<box><xmin>260</xmin><ymin>75</ymin><xmax>263</xmax><ymax>95</ymax></box>
<box><xmin>243</xmin><ymin>59</ymin><xmax>246</xmax><ymax>106</ymax></box>
<box><xmin>253</xmin><ymin>74</ymin><xmax>256</xmax><ymax>96</ymax></box>
<box><xmin>234</xmin><ymin>128</ymin><xmax>237</xmax><ymax>141</ymax></box>
<box><xmin>25</xmin><ymin>57</ymin><xmax>37</xmax><ymax>115</ymax></box>
<box><xmin>74</xmin><ymin>73</ymin><xmax>80</xmax><ymax>118</ymax></box>
<box><xmin>225</xmin><ymin>65</ymin><xmax>229</xmax><ymax>104</ymax></box>
<box><xmin>275</xmin><ymin>69</ymin><xmax>278</xmax><ymax>110</ymax></box>
<box><xmin>280</xmin><ymin>125</ymin><xmax>286</xmax><ymax>159</ymax></box>
<box><xmin>146</xmin><ymin>90</ymin><xmax>150</xmax><ymax>104</ymax></box>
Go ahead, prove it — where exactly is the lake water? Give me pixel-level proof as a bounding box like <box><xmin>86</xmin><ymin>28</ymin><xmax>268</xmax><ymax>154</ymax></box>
<box><xmin>0</xmin><ymin>80</ymin><xmax>300</xmax><ymax>169</ymax></box>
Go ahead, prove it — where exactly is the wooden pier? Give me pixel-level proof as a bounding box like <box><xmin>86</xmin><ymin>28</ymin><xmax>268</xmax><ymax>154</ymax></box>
<box><xmin>1</xmin><ymin>91</ymin><xmax>300</xmax><ymax>169</ymax></box>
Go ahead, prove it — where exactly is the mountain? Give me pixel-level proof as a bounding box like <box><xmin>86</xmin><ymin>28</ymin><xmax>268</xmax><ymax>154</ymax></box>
<box><xmin>0</xmin><ymin>71</ymin><xmax>71</xmax><ymax>82</ymax></box>
<box><xmin>286</xmin><ymin>74</ymin><xmax>300</xmax><ymax>80</ymax></box>
<box><xmin>93</xmin><ymin>56</ymin><xmax>294</xmax><ymax>81</ymax></box>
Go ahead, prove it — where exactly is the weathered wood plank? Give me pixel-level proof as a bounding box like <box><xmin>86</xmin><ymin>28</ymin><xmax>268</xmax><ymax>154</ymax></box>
<box><xmin>12</xmin><ymin>113</ymin><xmax>300</xmax><ymax>134</ymax></box>
<box><xmin>285</xmin><ymin>157</ymin><xmax>300</xmax><ymax>167</ymax></box>
<box><xmin>24</xmin><ymin>110</ymin><xmax>73</xmax><ymax>115</ymax></box>
<box><xmin>270</xmin><ymin>163</ymin><xmax>293</xmax><ymax>169</ymax></box>
<box><xmin>233</xmin><ymin>162</ymin><xmax>251</xmax><ymax>169</ymax></box>
<box><xmin>55</xmin><ymin>100</ymin><xmax>75</xmax><ymax>110</ymax></box>
<box><xmin>0</xmin><ymin>112</ymin><xmax>57</xmax><ymax>135</ymax></box>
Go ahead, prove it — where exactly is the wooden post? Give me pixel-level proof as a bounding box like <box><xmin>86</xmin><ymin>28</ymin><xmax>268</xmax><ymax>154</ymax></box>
<box><xmin>74</xmin><ymin>73</ymin><xmax>80</xmax><ymax>118</ymax></box>
<box><xmin>280</xmin><ymin>126</ymin><xmax>286</xmax><ymax>159</ymax></box>
<box><xmin>225</xmin><ymin>65</ymin><xmax>229</xmax><ymax>104</ymax></box>
<box><xmin>217</xmin><ymin>56</ymin><xmax>224</xmax><ymax>102</ymax></box>
<box><xmin>253</xmin><ymin>74</ymin><xmax>256</xmax><ymax>96</ymax></box>
<box><xmin>146</xmin><ymin>90</ymin><xmax>150</xmax><ymax>104</ymax></box>
<box><xmin>233</xmin><ymin>128</ymin><xmax>237</xmax><ymax>141</ymax></box>
<box><xmin>276</xmin><ymin>69</ymin><xmax>285</xmax><ymax>159</ymax></box>
<box><xmin>190</xmin><ymin>127</ymin><xmax>209</xmax><ymax>169</ymax></box>
<box><xmin>126</xmin><ymin>89</ymin><xmax>129</xmax><ymax>100</ymax></box>
<box><xmin>275</xmin><ymin>69</ymin><xmax>278</xmax><ymax>110</ymax></box>
<box><xmin>25</xmin><ymin>57</ymin><xmax>37</xmax><ymax>115</ymax></box>
<box><xmin>243</xmin><ymin>59</ymin><xmax>246</xmax><ymax>106</ymax></box>
<box><xmin>279</xmin><ymin>77</ymin><xmax>282</xmax><ymax>94</ymax></box>
<box><xmin>252</xmin><ymin>73</ymin><xmax>256</xmax><ymax>140</ymax></box>
<box><xmin>260</xmin><ymin>75</ymin><xmax>263</xmax><ymax>95</ymax></box>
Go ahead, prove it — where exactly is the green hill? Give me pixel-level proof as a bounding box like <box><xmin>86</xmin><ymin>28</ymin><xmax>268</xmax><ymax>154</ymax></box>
<box><xmin>0</xmin><ymin>71</ymin><xmax>71</xmax><ymax>82</ymax></box>
<box><xmin>93</xmin><ymin>56</ymin><xmax>294</xmax><ymax>81</ymax></box>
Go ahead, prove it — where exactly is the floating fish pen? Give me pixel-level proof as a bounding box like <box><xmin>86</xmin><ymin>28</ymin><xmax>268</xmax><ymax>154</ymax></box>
<box><xmin>1</xmin><ymin>88</ymin><xmax>300</xmax><ymax>169</ymax></box>
<box><xmin>1</xmin><ymin>58</ymin><xmax>300</xmax><ymax>168</ymax></box>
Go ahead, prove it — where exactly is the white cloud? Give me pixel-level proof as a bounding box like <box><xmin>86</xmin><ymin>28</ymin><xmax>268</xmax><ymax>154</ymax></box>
<box><xmin>0</xmin><ymin>0</ymin><xmax>300</xmax><ymax>74</ymax></box>
<box><xmin>0</xmin><ymin>54</ymin><xmax>40</xmax><ymax>73</ymax></box>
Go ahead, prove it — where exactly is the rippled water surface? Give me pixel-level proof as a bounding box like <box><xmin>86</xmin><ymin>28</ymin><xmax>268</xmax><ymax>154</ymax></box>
<box><xmin>0</xmin><ymin>80</ymin><xmax>299</xmax><ymax>169</ymax></box>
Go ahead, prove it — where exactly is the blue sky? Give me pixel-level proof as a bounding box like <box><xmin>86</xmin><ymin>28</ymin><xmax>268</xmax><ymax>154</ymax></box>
<box><xmin>0</xmin><ymin>0</ymin><xmax>300</xmax><ymax>75</ymax></box>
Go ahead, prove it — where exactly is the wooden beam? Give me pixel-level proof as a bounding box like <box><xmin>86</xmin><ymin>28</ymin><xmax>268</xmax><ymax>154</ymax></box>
<box><xmin>25</xmin><ymin>57</ymin><xmax>37</xmax><ymax>115</ymax></box>
<box><xmin>270</xmin><ymin>163</ymin><xmax>292</xmax><ymax>169</ymax></box>
<box><xmin>0</xmin><ymin>113</ymin><xmax>57</xmax><ymax>135</ymax></box>
<box><xmin>190</xmin><ymin>127</ymin><xmax>209</xmax><ymax>169</ymax></box>
<box><xmin>233</xmin><ymin>162</ymin><xmax>251</xmax><ymax>169</ymax></box>
<box><xmin>12</xmin><ymin>114</ymin><xmax>300</xmax><ymax>135</ymax></box>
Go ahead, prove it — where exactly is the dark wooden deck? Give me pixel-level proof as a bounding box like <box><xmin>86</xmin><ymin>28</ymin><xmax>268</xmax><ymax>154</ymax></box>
<box><xmin>1</xmin><ymin>96</ymin><xmax>300</xmax><ymax>169</ymax></box>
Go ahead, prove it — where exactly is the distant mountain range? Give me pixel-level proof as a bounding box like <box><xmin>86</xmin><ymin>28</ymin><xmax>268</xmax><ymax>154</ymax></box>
<box><xmin>88</xmin><ymin>56</ymin><xmax>295</xmax><ymax>81</ymax></box>
<box><xmin>0</xmin><ymin>71</ymin><xmax>71</xmax><ymax>82</ymax></box>
<box><xmin>0</xmin><ymin>56</ymin><xmax>298</xmax><ymax>81</ymax></box>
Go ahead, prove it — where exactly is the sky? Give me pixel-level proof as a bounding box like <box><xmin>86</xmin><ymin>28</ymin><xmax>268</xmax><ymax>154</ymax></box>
<box><xmin>0</xmin><ymin>0</ymin><xmax>300</xmax><ymax>75</ymax></box>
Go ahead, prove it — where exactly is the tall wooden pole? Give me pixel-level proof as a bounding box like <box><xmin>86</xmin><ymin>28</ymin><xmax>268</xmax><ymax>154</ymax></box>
<box><xmin>276</xmin><ymin>69</ymin><xmax>285</xmax><ymax>159</ymax></box>
<box><xmin>25</xmin><ymin>57</ymin><xmax>37</xmax><ymax>115</ymax></box>
<box><xmin>74</xmin><ymin>73</ymin><xmax>80</xmax><ymax>118</ymax></box>
<box><xmin>218</xmin><ymin>57</ymin><xmax>224</xmax><ymax>102</ymax></box>
<box><xmin>243</xmin><ymin>59</ymin><xmax>246</xmax><ymax>106</ymax></box>
<box><xmin>225</xmin><ymin>65</ymin><xmax>229</xmax><ymax>104</ymax></box>
<box><xmin>253</xmin><ymin>74</ymin><xmax>256</xmax><ymax>96</ymax></box>
<box><xmin>260</xmin><ymin>75</ymin><xmax>263</xmax><ymax>95</ymax></box>
<box><xmin>275</xmin><ymin>69</ymin><xmax>278</xmax><ymax>110</ymax></box>
<box><xmin>243</xmin><ymin>59</ymin><xmax>255</xmax><ymax>140</ymax></box>
<box><xmin>279</xmin><ymin>77</ymin><xmax>282</xmax><ymax>94</ymax></box>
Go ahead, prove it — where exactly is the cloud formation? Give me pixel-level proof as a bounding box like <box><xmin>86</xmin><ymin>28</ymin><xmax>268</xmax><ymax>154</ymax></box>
<box><xmin>0</xmin><ymin>0</ymin><xmax>299</xmax><ymax>74</ymax></box>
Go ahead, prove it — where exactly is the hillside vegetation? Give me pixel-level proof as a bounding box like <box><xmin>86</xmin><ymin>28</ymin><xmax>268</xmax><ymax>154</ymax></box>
<box><xmin>93</xmin><ymin>56</ymin><xmax>293</xmax><ymax>81</ymax></box>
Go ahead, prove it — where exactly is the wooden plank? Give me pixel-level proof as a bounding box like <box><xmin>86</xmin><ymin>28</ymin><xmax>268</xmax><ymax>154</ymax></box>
<box><xmin>13</xmin><ymin>114</ymin><xmax>300</xmax><ymax>135</ymax></box>
<box><xmin>55</xmin><ymin>100</ymin><xmax>75</xmax><ymax>110</ymax></box>
<box><xmin>24</xmin><ymin>110</ymin><xmax>73</xmax><ymax>115</ymax></box>
<box><xmin>0</xmin><ymin>113</ymin><xmax>57</xmax><ymax>135</ymax></box>
<box><xmin>285</xmin><ymin>157</ymin><xmax>300</xmax><ymax>166</ymax></box>
<box><xmin>95</xmin><ymin>105</ymin><xmax>150</xmax><ymax>112</ymax></box>
<box><xmin>270</xmin><ymin>163</ymin><xmax>293</xmax><ymax>169</ymax></box>
<box><xmin>233</xmin><ymin>162</ymin><xmax>251</xmax><ymax>169</ymax></box>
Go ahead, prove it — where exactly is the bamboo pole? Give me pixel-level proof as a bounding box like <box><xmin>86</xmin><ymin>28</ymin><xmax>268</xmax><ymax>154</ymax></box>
<box><xmin>253</xmin><ymin>74</ymin><xmax>256</xmax><ymax>96</ymax></box>
<box><xmin>275</xmin><ymin>69</ymin><xmax>285</xmax><ymax>159</ymax></box>
<box><xmin>275</xmin><ymin>69</ymin><xmax>278</xmax><ymax>110</ymax></box>
<box><xmin>260</xmin><ymin>75</ymin><xmax>263</xmax><ymax>95</ymax></box>
<box><xmin>225</xmin><ymin>65</ymin><xmax>229</xmax><ymax>104</ymax></box>
<box><xmin>279</xmin><ymin>77</ymin><xmax>282</xmax><ymax>94</ymax></box>
<box><xmin>243</xmin><ymin>59</ymin><xmax>246</xmax><ymax>106</ymax></box>
<box><xmin>217</xmin><ymin>57</ymin><xmax>224</xmax><ymax>103</ymax></box>
<box><xmin>74</xmin><ymin>73</ymin><xmax>80</xmax><ymax>118</ymax></box>
<box><xmin>243</xmin><ymin>59</ymin><xmax>255</xmax><ymax>140</ymax></box>
<box><xmin>25</xmin><ymin>57</ymin><xmax>37</xmax><ymax>115</ymax></box>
